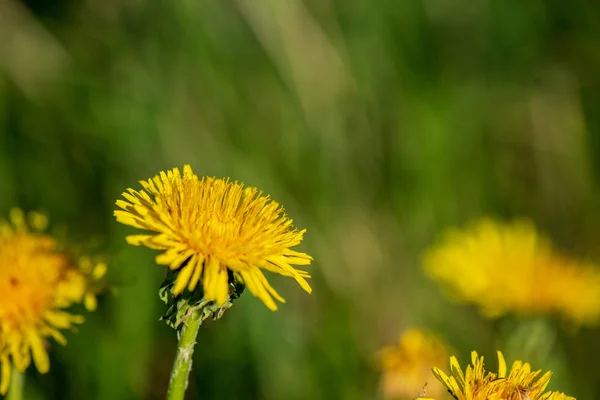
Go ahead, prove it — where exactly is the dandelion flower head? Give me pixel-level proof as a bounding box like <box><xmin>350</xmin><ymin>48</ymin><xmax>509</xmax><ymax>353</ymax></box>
<box><xmin>423</xmin><ymin>218</ymin><xmax>600</xmax><ymax>325</ymax></box>
<box><xmin>378</xmin><ymin>328</ymin><xmax>449</xmax><ymax>399</ymax></box>
<box><xmin>0</xmin><ymin>209</ymin><xmax>104</xmax><ymax>395</ymax></box>
<box><xmin>424</xmin><ymin>350</ymin><xmax>574</xmax><ymax>400</ymax></box>
<box><xmin>114</xmin><ymin>165</ymin><xmax>312</xmax><ymax>311</ymax></box>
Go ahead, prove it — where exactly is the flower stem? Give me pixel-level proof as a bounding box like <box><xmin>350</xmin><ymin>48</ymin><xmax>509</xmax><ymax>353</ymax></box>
<box><xmin>166</xmin><ymin>308</ymin><xmax>203</xmax><ymax>400</ymax></box>
<box><xmin>7</xmin><ymin>366</ymin><xmax>23</xmax><ymax>400</ymax></box>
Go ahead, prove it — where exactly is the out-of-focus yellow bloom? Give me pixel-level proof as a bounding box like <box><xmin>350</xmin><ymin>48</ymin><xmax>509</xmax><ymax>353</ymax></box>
<box><xmin>423</xmin><ymin>218</ymin><xmax>600</xmax><ymax>325</ymax></box>
<box><xmin>114</xmin><ymin>165</ymin><xmax>312</xmax><ymax>311</ymax></box>
<box><xmin>78</xmin><ymin>256</ymin><xmax>108</xmax><ymax>311</ymax></box>
<box><xmin>0</xmin><ymin>209</ymin><xmax>104</xmax><ymax>395</ymax></box>
<box><xmin>378</xmin><ymin>329</ymin><xmax>449</xmax><ymax>399</ymax></box>
<box><xmin>421</xmin><ymin>350</ymin><xmax>574</xmax><ymax>400</ymax></box>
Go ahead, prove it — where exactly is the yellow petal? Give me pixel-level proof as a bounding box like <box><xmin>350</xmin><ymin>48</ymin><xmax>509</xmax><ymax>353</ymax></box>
<box><xmin>125</xmin><ymin>234</ymin><xmax>154</xmax><ymax>246</ymax></box>
<box><xmin>169</xmin><ymin>250</ymin><xmax>195</xmax><ymax>271</ymax></box>
<box><xmin>0</xmin><ymin>356</ymin><xmax>10</xmax><ymax>395</ymax></box>
<box><xmin>84</xmin><ymin>293</ymin><xmax>98</xmax><ymax>311</ymax></box>
<box><xmin>240</xmin><ymin>270</ymin><xmax>278</xmax><ymax>311</ymax></box>
<box><xmin>537</xmin><ymin>371</ymin><xmax>553</xmax><ymax>392</ymax></box>
<box><xmin>470</xmin><ymin>351</ymin><xmax>480</xmax><ymax>368</ymax></box>
<box><xmin>450</xmin><ymin>355</ymin><xmax>466</xmax><ymax>389</ymax></box>
<box><xmin>283</xmin><ymin>249</ymin><xmax>313</xmax><ymax>259</ymax></box>
<box><xmin>147</xmin><ymin>234</ymin><xmax>178</xmax><ymax>250</ymax></box>
<box><xmin>173</xmin><ymin>261</ymin><xmax>196</xmax><ymax>295</ymax></box>
<box><xmin>114</xmin><ymin>211</ymin><xmax>146</xmax><ymax>229</ymax></box>
<box><xmin>28</xmin><ymin>331</ymin><xmax>50</xmax><ymax>374</ymax></box>
<box><xmin>115</xmin><ymin>199</ymin><xmax>131</xmax><ymax>210</ymax></box>
<box><xmin>79</xmin><ymin>257</ymin><xmax>93</xmax><ymax>274</ymax></box>
<box><xmin>42</xmin><ymin>327</ymin><xmax>67</xmax><ymax>346</ymax></box>
<box><xmin>203</xmin><ymin>258</ymin><xmax>229</xmax><ymax>305</ymax></box>
<box><xmin>497</xmin><ymin>350</ymin><xmax>507</xmax><ymax>378</ymax></box>
<box><xmin>10</xmin><ymin>341</ymin><xmax>28</xmax><ymax>371</ymax></box>
<box><xmin>188</xmin><ymin>254</ymin><xmax>205</xmax><ymax>292</ymax></box>
<box><xmin>93</xmin><ymin>262</ymin><xmax>107</xmax><ymax>280</ymax></box>
<box><xmin>28</xmin><ymin>211</ymin><xmax>48</xmax><ymax>231</ymax></box>
<box><xmin>156</xmin><ymin>249</ymin><xmax>180</xmax><ymax>266</ymax></box>
<box><xmin>432</xmin><ymin>367</ymin><xmax>453</xmax><ymax>390</ymax></box>
<box><xmin>122</xmin><ymin>192</ymin><xmax>141</xmax><ymax>205</ymax></box>
<box><xmin>267</xmin><ymin>257</ymin><xmax>312</xmax><ymax>294</ymax></box>
<box><xmin>283</xmin><ymin>256</ymin><xmax>312</xmax><ymax>266</ymax></box>
<box><xmin>254</xmin><ymin>270</ymin><xmax>286</xmax><ymax>303</ymax></box>
<box><xmin>45</xmin><ymin>311</ymin><xmax>78</xmax><ymax>328</ymax></box>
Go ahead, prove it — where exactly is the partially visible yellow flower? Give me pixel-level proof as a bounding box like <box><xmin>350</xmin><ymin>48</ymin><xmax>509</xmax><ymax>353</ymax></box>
<box><xmin>114</xmin><ymin>165</ymin><xmax>312</xmax><ymax>311</ymax></box>
<box><xmin>423</xmin><ymin>350</ymin><xmax>574</xmax><ymax>400</ymax></box>
<box><xmin>78</xmin><ymin>256</ymin><xmax>108</xmax><ymax>311</ymax></box>
<box><xmin>0</xmin><ymin>209</ymin><xmax>105</xmax><ymax>395</ymax></box>
<box><xmin>378</xmin><ymin>329</ymin><xmax>449</xmax><ymax>399</ymax></box>
<box><xmin>423</xmin><ymin>218</ymin><xmax>600</xmax><ymax>325</ymax></box>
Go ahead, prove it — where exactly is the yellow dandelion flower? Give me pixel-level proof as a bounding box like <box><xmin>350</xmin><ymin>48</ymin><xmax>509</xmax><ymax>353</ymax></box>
<box><xmin>378</xmin><ymin>329</ymin><xmax>449</xmax><ymax>399</ymax></box>
<box><xmin>425</xmin><ymin>350</ymin><xmax>574</xmax><ymax>400</ymax></box>
<box><xmin>423</xmin><ymin>218</ymin><xmax>600</xmax><ymax>325</ymax></box>
<box><xmin>114</xmin><ymin>165</ymin><xmax>312</xmax><ymax>311</ymax></box>
<box><xmin>0</xmin><ymin>209</ymin><xmax>104</xmax><ymax>395</ymax></box>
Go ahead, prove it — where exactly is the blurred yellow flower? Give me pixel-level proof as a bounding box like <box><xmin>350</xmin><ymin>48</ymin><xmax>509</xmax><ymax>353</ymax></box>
<box><xmin>423</xmin><ymin>218</ymin><xmax>600</xmax><ymax>325</ymax></box>
<box><xmin>424</xmin><ymin>350</ymin><xmax>574</xmax><ymax>400</ymax></box>
<box><xmin>378</xmin><ymin>329</ymin><xmax>449</xmax><ymax>399</ymax></box>
<box><xmin>114</xmin><ymin>165</ymin><xmax>312</xmax><ymax>311</ymax></box>
<box><xmin>77</xmin><ymin>256</ymin><xmax>108</xmax><ymax>312</ymax></box>
<box><xmin>0</xmin><ymin>209</ymin><xmax>104</xmax><ymax>395</ymax></box>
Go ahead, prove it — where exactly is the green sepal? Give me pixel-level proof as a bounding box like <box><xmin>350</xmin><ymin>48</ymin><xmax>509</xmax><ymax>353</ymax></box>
<box><xmin>158</xmin><ymin>269</ymin><xmax>245</xmax><ymax>329</ymax></box>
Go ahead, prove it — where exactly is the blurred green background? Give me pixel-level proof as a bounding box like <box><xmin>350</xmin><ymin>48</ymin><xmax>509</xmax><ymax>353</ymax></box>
<box><xmin>2</xmin><ymin>0</ymin><xmax>600</xmax><ymax>398</ymax></box>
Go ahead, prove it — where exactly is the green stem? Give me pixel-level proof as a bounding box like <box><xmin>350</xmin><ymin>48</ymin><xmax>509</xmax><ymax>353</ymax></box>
<box><xmin>7</xmin><ymin>366</ymin><xmax>23</xmax><ymax>400</ymax></box>
<box><xmin>166</xmin><ymin>308</ymin><xmax>203</xmax><ymax>400</ymax></box>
